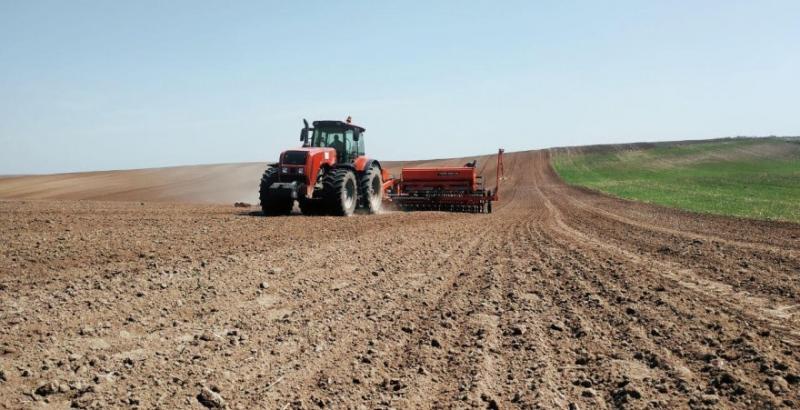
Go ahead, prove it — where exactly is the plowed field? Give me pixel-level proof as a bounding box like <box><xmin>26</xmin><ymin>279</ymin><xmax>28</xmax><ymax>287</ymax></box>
<box><xmin>1</xmin><ymin>150</ymin><xmax>799</xmax><ymax>409</ymax></box>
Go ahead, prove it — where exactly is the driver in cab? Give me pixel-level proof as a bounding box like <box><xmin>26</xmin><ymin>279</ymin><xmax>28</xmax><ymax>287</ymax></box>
<box><xmin>330</xmin><ymin>134</ymin><xmax>345</xmax><ymax>155</ymax></box>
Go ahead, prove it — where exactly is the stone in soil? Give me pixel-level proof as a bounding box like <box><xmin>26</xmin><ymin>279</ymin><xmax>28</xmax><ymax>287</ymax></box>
<box><xmin>197</xmin><ymin>386</ymin><xmax>226</xmax><ymax>408</ymax></box>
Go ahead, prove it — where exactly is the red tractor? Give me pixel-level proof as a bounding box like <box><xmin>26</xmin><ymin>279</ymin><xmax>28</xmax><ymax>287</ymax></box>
<box><xmin>259</xmin><ymin>118</ymin><xmax>392</xmax><ymax>216</ymax></box>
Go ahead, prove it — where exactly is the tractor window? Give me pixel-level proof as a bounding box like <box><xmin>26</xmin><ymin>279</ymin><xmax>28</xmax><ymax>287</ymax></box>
<box><xmin>343</xmin><ymin>130</ymin><xmax>356</xmax><ymax>162</ymax></box>
<box><xmin>311</xmin><ymin>128</ymin><xmax>359</xmax><ymax>162</ymax></box>
<box><xmin>344</xmin><ymin>132</ymin><xmax>352</xmax><ymax>153</ymax></box>
<box><xmin>312</xmin><ymin>130</ymin><xmax>338</xmax><ymax>148</ymax></box>
<box><xmin>356</xmin><ymin>132</ymin><xmax>365</xmax><ymax>156</ymax></box>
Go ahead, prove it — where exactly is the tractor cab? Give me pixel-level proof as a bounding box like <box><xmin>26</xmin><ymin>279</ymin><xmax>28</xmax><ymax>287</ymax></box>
<box><xmin>302</xmin><ymin>120</ymin><xmax>365</xmax><ymax>164</ymax></box>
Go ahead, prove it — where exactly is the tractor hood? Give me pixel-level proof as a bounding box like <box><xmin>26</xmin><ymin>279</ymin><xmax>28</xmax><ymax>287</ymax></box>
<box><xmin>281</xmin><ymin>147</ymin><xmax>335</xmax><ymax>164</ymax></box>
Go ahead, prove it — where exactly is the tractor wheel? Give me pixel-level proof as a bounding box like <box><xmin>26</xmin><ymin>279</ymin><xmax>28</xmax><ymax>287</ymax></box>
<box><xmin>322</xmin><ymin>168</ymin><xmax>358</xmax><ymax>216</ymax></box>
<box><xmin>359</xmin><ymin>165</ymin><xmax>383</xmax><ymax>214</ymax></box>
<box><xmin>298</xmin><ymin>198</ymin><xmax>325</xmax><ymax>216</ymax></box>
<box><xmin>259</xmin><ymin>167</ymin><xmax>293</xmax><ymax>216</ymax></box>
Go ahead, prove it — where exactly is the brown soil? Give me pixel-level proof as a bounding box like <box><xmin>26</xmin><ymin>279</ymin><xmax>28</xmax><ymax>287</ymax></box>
<box><xmin>1</xmin><ymin>150</ymin><xmax>799</xmax><ymax>409</ymax></box>
<box><xmin>0</xmin><ymin>163</ymin><xmax>268</xmax><ymax>204</ymax></box>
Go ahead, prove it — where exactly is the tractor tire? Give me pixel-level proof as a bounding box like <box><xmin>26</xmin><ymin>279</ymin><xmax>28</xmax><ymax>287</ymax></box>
<box><xmin>359</xmin><ymin>165</ymin><xmax>383</xmax><ymax>214</ymax></box>
<box><xmin>259</xmin><ymin>168</ymin><xmax>294</xmax><ymax>216</ymax></box>
<box><xmin>322</xmin><ymin>168</ymin><xmax>358</xmax><ymax>216</ymax></box>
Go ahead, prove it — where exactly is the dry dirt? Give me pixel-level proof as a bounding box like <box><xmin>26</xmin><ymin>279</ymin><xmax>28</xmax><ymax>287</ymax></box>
<box><xmin>1</xmin><ymin>150</ymin><xmax>799</xmax><ymax>409</ymax></box>
<box><xmin>0</xmin><ymin>163</ymin><xmax>269</xmax><ymax>205</ymax></box>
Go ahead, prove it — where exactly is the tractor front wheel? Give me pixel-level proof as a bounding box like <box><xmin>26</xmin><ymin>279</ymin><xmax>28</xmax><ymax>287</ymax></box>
<box><xmin>259</xmin><ymin>168</ymin><xmax>294</xmax><ymax>216</ymax></box>
<box><xmin>359</xmin><ymin>165</ymin><xmax>383</xmax><ymax>214</ymax></box>
<box><xmin>323</xmin><ymin>168</ymin><xmax>358</xmax><ymax>216</ymax></box>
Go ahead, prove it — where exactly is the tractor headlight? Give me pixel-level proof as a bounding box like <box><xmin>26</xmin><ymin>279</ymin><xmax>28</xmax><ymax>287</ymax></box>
<box><xmin>281</xmin><ymin>167</ymin><xmax>289</xmax><ymax>173</ymax></box>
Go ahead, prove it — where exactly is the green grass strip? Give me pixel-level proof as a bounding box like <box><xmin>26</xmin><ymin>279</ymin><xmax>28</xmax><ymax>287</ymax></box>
<box><xmin>552</xmin><ymin>138</ymin><xmax>800</xmax><ymax>223</ymax></box>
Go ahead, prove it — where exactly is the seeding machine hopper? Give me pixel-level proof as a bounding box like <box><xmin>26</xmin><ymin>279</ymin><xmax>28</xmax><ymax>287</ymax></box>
<box><xmin>390</xmin><ymin>149</ymin><xmax>505</xmax><ymax>213</ymax></box>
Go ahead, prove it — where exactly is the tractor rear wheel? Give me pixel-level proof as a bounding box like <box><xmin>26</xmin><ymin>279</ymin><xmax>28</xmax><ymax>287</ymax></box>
<box><xmin>322</xmin><ymin>168</ymin><xmax>358</xmax><ymax>216</ymax></box>
<box><xmin>359</xmin><ymin>165</ymin><xmax>383</xmax><ymax>214</ymax></box>
<box><xmin>259</xmin><ymin>168</ymin><xmax>294</xmax><ymax>216</ymax></box>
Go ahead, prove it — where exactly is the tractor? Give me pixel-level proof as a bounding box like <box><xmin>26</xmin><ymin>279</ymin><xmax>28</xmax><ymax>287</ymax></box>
<box><xmin>259</xmin><ymin>118</ymin><xmax>391</xmax><ymax>216</ymax></box>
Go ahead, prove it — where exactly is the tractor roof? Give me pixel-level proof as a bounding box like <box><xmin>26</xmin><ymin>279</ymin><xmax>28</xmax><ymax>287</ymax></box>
<box><xmin>312</xmin><ymin>120</ymin><xmax>366</xmax><ymax>133</ymax></box>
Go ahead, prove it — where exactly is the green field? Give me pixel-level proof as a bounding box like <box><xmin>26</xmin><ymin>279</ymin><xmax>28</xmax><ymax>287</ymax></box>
<box><xmin>552</xmin><ymin>137</ymin><xmax>800</xmax><ymax>223</ymax></box>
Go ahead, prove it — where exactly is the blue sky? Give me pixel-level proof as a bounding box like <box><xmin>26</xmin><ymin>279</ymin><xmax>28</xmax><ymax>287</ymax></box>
<box><xmin>1</xmin><ymin>1</ymin><xmax>798</xmax><ymax>174</ymax></box>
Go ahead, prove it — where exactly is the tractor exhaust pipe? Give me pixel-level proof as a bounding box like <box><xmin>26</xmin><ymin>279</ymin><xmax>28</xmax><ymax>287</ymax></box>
<box><xmin>300</xmin><ymin>118</ymin><xmax>311</xmax><ymax>147</ymax></box>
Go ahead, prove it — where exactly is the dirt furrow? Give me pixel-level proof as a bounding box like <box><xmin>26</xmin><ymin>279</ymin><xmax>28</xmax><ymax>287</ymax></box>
<box><xmin>2</xmin><ymin>149</ymin><xmax>799</xmax><ymax>409</ymax></box>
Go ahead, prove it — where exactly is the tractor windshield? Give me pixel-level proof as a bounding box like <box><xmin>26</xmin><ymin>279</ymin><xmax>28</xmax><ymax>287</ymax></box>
<box><xmin>312</xmin><ymin>128</ymin><xmax>358</xmax><ymax>163</ymax></box>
